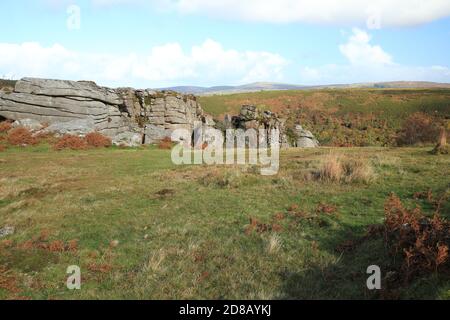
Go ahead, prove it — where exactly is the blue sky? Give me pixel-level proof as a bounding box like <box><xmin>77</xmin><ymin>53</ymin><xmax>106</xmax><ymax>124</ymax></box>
<box><xmin>0</xmin><ymin>0</ymin><xmax>449</xmax><ymax>88</ymax></box>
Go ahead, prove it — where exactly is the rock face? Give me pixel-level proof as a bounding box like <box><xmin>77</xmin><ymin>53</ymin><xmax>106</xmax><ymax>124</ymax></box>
<box><xmin>0</xmin><ymin>78</ymin><xmax>210</xmax><ymax>146</ymax></box>
<box><xmin>219</xmin><ymin>105</ymin><xmax>319</xmax><ymax>148</ymax></box>
<box><xmin>222</xmin><ymin>105</ymin><xmax>291</xmax><ymax>148</ymax></box>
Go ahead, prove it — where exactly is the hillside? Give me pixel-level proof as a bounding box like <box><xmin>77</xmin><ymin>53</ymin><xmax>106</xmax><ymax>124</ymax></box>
<box><xmin>163</xmin><ymin>81</ymin><xmax>450</xmax><ymax>95</ymax></box>
<box><xmin>199</xmin><ymin>88</ymin><xmax>450</xmax><ymax>147</ymax></box>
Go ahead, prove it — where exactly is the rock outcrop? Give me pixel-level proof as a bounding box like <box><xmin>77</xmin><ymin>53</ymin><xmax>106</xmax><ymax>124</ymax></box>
<box><xmin>293</xmin><ymin>125</ymin><xmax>320</xmax><ymax>148</ymax></box>
<box><xmin>221</xmin><ymin>105</ymin><xmax>291</xmax><ymax>148</ymax></box>
<box><xmin>219</xmin><ymin>105</ymin><xmax>319</xmax><ymax>148</ymax></box>
<box><xmin>0</xmin><ymin>78</ymin><xmax>211</xmax><ymax>146</ymax></box>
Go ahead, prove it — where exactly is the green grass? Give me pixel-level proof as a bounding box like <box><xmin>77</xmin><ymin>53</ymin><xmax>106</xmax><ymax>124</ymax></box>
<box><xmin>0</xmin><ymin>145</ymin><xmax>449</xmax><ymax>300</ymax></box>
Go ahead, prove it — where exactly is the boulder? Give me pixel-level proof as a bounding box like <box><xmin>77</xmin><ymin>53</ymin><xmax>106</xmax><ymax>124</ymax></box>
<box><xmin>297</xmin><ymin>137</ymin><xmax>319</xmax><ymax>148</ymax></box>
<box><xmin>294</xmin><ymin>125</ymin><xmax>319</xmax><ymax>148</ymax></box>
<box><xmin>12</xmin><ymin>118</ymin><xmax>44</xmax><ymax>132</ymax></box>
<box><xmin>112</xmin><ymin>132</ymin><xmax>143</xmax><ymax>147</ymax></box>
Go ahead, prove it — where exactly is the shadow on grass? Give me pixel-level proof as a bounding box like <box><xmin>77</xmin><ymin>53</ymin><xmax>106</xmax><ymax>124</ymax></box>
<box><xmin>278</xmin><ymin>221</ymin><xmax>450</xmax><ymax>300</ymax></box>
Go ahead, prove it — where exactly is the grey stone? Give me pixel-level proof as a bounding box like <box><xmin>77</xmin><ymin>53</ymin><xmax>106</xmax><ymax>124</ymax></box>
<box><xmin>112</xmin><ymin>132</ymin><xmax>143</xmax><ymax>147</ymax></box>
<box><xmin>16</xmin><ymin>78</ymin><xmax>122</xmax><ymax>105</ymax></box>
<box><xmin>43</xmin><ymin>119</ymin><xmax>96</xmax><ymax>137</ymax></box>
<box><xmin>296</xmin><ymin>137</ymin><xmax>319</xmax><ymax>148</ymax></box>
<box><xmin>0</xmin><ymin>77</ymin><xmax>210</xmax><ymax>146</ymax></box>
<box><xmin>12</xmin><ymin>118</ymin><xmax>43</xmax><ymax>131</ymax></box>
<box><xmin>144</xmin><ymin>125</ymin><xmax>168</xmax><ymax>144</ymax></box>
<box><xmin>0</xmin><ymin>226</ymin><xmax>14</xmax><ymax>238</ymax></box>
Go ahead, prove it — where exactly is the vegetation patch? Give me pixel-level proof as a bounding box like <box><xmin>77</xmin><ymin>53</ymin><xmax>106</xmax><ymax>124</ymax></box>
<box><xmin>7</xmin><ymin>128</ymin><xmax>38</xmax><ymax>146</ymax></box>
<box><xmin>85</xmin><ymin>132</ymin><xmax>112</xmax><ymax>148</ymax></box>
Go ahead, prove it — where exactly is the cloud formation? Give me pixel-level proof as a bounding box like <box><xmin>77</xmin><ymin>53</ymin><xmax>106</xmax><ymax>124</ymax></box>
<box><xmin>299</xmin><ymin>28</ymin><xmax>450</xmax><ymax>84</ymax></box>
<box><xmin>44</xmin><ymin>0</ymin><xmax>450</xmax><ymax>27</ymax></box>
<box><xmin>0</xmin><ymin>39</ymin><xmax>288</xmax><ymax>87</ymax></box>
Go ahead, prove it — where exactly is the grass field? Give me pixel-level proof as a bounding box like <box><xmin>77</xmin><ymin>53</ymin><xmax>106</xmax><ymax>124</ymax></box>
<box><xmin>1</xmin><ymin>144</ymin><xmax>449</xmax><ymax>299</ymax></box>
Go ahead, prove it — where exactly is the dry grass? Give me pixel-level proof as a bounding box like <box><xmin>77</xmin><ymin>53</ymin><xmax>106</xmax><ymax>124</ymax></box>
<box><xmin>316</xmin><ymin>154</ymin><xmax>343</xmax><ymax>182</ymax></box>
<box><xmin>312</xmin><ymin>154</ymin><xmax>375</xmax><ymax>184</ymax></box>
<box><xmin>158</xmin><ymin>137</ymin><xmax>173</xmax><ymax>150</ymax></box>
<box><xmin>0</xmin><ymin>121</ymin><xmax>12</xmax><ymax>133</ymax></box>
<box><xmin>85</xmin><ymin>132</ymin><xmax>112</xmax><ymax>148</ymax></box>
<box><xmin>53</xmin><ymin>135</ymin><xmax>88</xmax><ymax>150</ymax></box>
<box><xmin>7</xmin><ymin>128</ymin><xmax>38</xmax><ymax>146</ymax></box>
<box><xmin>267</xmin><ymin>234</ymin><xmax>282</xmax><ymax>254</ymax></box>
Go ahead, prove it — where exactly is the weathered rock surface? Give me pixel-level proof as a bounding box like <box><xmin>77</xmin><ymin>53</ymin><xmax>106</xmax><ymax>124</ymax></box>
<box><xmin>221</xmin><ymin>105</ymin><xmax>291</xmax><ymax>147</ymax></box>
<box><xmin>12</xmin><ymin>118</ymin><xmax>44</xmax><ymax>132</ymax></box>
<box><xmin>42</xmin><ymin>119</ymin><xmax>96</xmax><ymax>137</ymax></box>
<box><xmin>112</xmin><ymin>132</ymin><xmax>143</xmax><ymax>147</ymax></box>
<box><xmin>293</xmin><ymin>125</ymin><xmax>319</xmax><ymax>148</ymax></box>
<box><xmin>218</xmin><ymin>106</ymin><xmax>318</xmax><ymax>148</ymax></box>
<box><xmin>0</xmin><ymin>78</ymin><xmax>211</xmax><ymax>146</ymax></box>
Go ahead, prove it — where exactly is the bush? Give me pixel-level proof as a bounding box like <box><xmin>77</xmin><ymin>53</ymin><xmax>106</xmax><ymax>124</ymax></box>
<box><xmin>342</xmin><ymin>159</ymin><xmax>375</xmax><ymax>183</ymax></box>
<box><xmin>0</xmin><ymin>121</ymin><xmax>12</xmax><ymax>133</ymax></box>
<box><xmin>0</xmin><ymin>144</ymin><xmax>6</xmax><ymax>152</ymax></box>
<box><xmin>396</xmin><ymin>112</ymin><xmax>439</xmax><ymax>146</ymax></box>
<box><xmin>85</xmin><ymin>132</ymin><xmax>112</xmax><ymax>148</ymax></box>
<box><xmin>53</xmin><ymin>135</ymin><xmax>87</xmax><ymax>150</ymax></box>
<box><xmin>384</xmin><ymin>194</ymin><xmax>450</xmax><ymax>283</ymax></box>
<box><xmin>7</xmin><ymin>128</ymin><xmax>38</xmax><ymax>146</ymax></box>
<box><xmin>158</xmin><ymin>137</ymin><xmax>173</xmax><ymax>150</ymax></box>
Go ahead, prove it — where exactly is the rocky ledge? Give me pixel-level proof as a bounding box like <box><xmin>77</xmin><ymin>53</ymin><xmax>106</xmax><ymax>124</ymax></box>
<box><xmin>0</xmin><ymin>78</ymin><xmax>214</xmax><ymax>146</ymax></box>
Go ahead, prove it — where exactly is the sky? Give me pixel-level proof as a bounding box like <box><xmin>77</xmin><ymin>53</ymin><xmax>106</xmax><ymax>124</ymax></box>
<box><xmin>0</xmin><ymin>0</ymin><xmax>449</xmax><ymax>88</ymax></box>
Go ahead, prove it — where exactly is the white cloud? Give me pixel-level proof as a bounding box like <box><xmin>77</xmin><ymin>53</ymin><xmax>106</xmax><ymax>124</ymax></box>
<box><xmin>298</xmin><ymin>29</ymin><xmax>450</xmax><ymax>84</ymax></box>
<box><xmin>44</xmin><ymin>0</ymin><xmax>450</xmax><ymax>27</ymax></box>
<box><xmin>339</xmin><ymin>28</ymin><xmax>392</xmax><ymax>66</ymax></box>
<box><xmin>0</xmin><ymin>40</ymin><xmax>288</xmax><ymax>87</ymax></box>
<box><xmin>163</xmin><ymin>0</ymin><xmax>450</xmax><ymax>27</ymax></box>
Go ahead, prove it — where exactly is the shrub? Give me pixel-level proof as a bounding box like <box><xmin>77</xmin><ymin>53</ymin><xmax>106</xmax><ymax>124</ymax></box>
<box><xmin>85</xmin><ymin>132</ymin><xmax>112</xmax><ymax>148</ymax></box>
<box><xmin>384</xmin><ymin>194</ymin><xmax>450</xmax><ymax>283</ymax></box>
<box><xmin>342</xmin><ymin>159</ymin><xmax>375</xmax><ymax>183</ymax></box>
<box><xmin>314</xmin><ymin>155</ymin><xmax>375</xmax><ymax>184</ymax></box>
<box><xmin>396</xmin><ymin>112</ymin><xmax>439</xmax><ymax>146</ymax></box>
<box><xmin>7</xmin><ymin>128</ymin><xmax>38</xmax><ymax>146</ymax></box>
<box><xmin>0</xmin><ymin>121</ymin><xmax>12</xmax><ymax>133</ymax></box>
<box><xmin>0</xmin><ymin>144</ymin><xmax>6</xmax><ymax>152</ymax></box>
<box><xmin>158</xmin><ymin>137</ymin><xmax>173</xmax><ymax>150</ymax></box>
<box><xmin>316</xmin><ymin>154</ymin><xmax>342</xmax><ymax>182</ymax></box>
<box><xmin>53</xmin><ymin>135</ymin><xmax>87</xmax><ymax>150</ymax></box>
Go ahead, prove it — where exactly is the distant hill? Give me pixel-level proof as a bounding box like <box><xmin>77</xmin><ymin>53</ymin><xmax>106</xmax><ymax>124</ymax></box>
<box><xmin>161</xmin><ymin>81</ymin><xmax>450</xmax><ymax>95</ymax></box>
